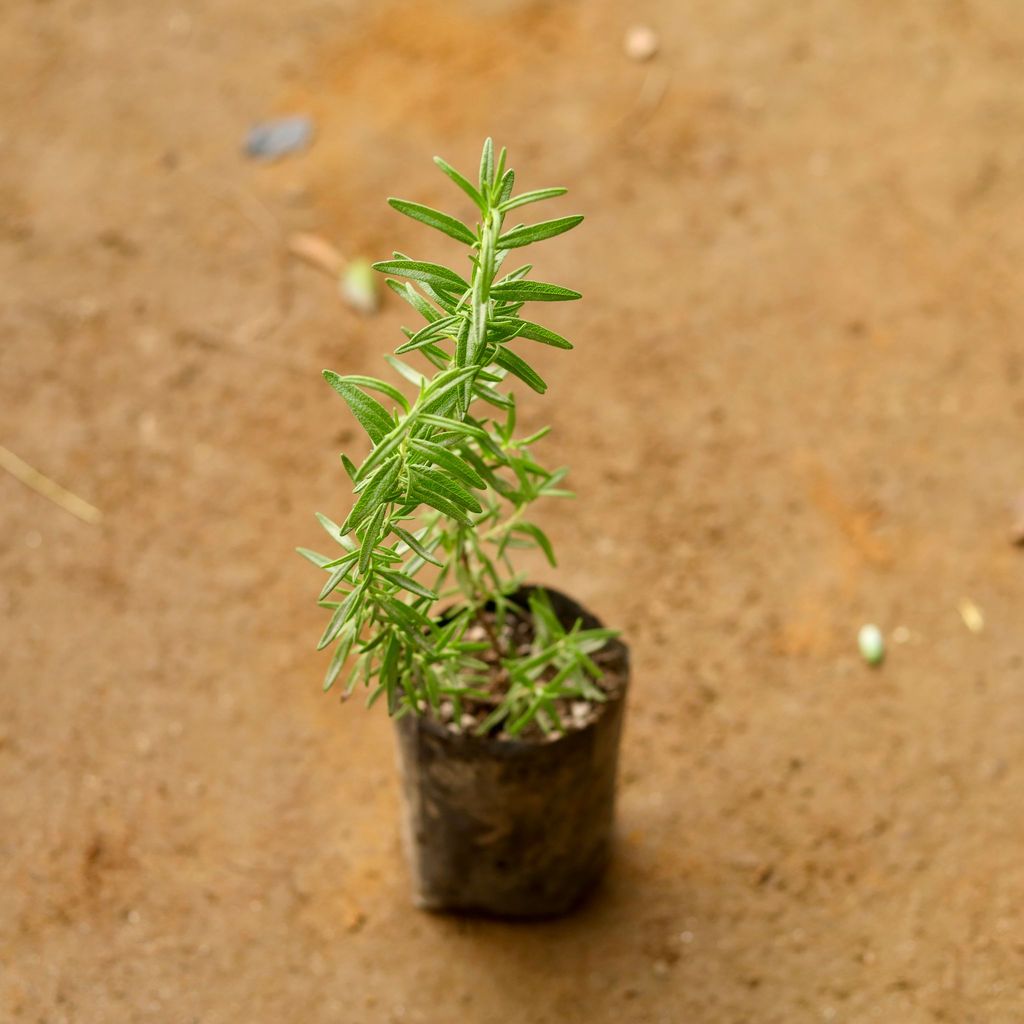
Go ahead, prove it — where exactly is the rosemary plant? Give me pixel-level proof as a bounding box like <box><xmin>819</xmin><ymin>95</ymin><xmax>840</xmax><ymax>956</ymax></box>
<box><xmin>300</xmin><ymin>139</ymin><xmax>616</xmax><ymax>737</ymax></box>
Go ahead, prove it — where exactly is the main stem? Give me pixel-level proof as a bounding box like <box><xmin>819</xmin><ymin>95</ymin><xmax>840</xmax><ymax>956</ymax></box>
<box><xmin>466</xmin><ymin>207</ymin><xmax>501</xmax><ymax>369</ymax></box>
<box><xmin>462</xmin><ymin>204</ymin><xmax>510</xmax><ymax>667</ymax></box>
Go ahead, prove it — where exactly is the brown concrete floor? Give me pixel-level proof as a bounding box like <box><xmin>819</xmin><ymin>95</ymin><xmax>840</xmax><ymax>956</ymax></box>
<box><xmin>2</xmin><ymin>1</ymin><xmax>1023</xmax><ymax>1021</ymax></box>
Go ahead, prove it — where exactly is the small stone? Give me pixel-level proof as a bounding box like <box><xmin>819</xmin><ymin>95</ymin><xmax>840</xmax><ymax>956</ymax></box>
<box><xmin>244</xmin><ymin>115</ymin><xmax>314</xmax><ymax>161</ymax></box>
<box><xmin>891</xmin><ymin>625</ymin><xmax>911</xmax><ymax>645</ymax></box>
<box><xmin>624</xmin><ymin>25</ymin><xmax>659</xmax><ymax>62</ymax></box>
<box><xmin>958</xmin><ymin>598</ymin><xmax>984</xmax><ymax>634</ymax></box>
<box><xmin>459</xmin><ymin>713</ymin><xmax>475</xmax><ymax>730</ymax></box>
<box><xmin>340</xmin><ymin>259</ymin><xmax>379</xmax><ymax>315</ymax></box>
<box><xmin>858</xmin><ymin>624</ymin><xmax>885</xmax><ymax>666</ymax></box>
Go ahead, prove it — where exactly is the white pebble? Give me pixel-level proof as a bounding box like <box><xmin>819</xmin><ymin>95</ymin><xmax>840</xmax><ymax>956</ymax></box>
<box><xmin>624</xmin><ymin>25</ymin><xmax>659</xmax><ymax>62</ymax></box>
<box><xmin>958</xmin><ymin>597</ymin><xmax>984</xmax><ymax>634</ymax></box>
<box><xmin>339</xmin><ymin>259</ymin><xmax>379</xmax><ymax>315</ymax></box>
<box><xmin>858</xmin><ymin>624</ymin><xmax>885</xmax><ymax>666</ymax></box>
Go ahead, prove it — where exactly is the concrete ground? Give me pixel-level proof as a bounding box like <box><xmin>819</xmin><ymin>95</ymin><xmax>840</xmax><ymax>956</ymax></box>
<box><xmin>2</xmin><ymin>1</ymin><xmax>1023</xmax><ymax>1021</ymax></box>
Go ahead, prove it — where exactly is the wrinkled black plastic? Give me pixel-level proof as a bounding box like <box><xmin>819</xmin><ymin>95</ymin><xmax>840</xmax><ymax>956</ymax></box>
<box><xmin>394</xmin><ymin>586</ymin><xmax>629</xmax><ymax>917</ymax></box>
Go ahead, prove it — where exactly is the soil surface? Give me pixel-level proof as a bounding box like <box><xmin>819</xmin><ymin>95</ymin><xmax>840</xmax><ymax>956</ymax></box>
<box><xmin>2</xmin><ymin>2</ymin><xmax>1023</xmax><ymax>1022</ymax></box>
<box><xmin>433</xmin><ymin>591</ymin><xmax>622</xmax><ymax>740</ymax></box>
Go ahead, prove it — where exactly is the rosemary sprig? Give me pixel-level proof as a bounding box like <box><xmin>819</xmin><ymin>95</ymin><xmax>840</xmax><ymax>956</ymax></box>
<box><xmin>301</xmin><ymin>139</ymin><xmax>614</xmax><ymax>735</ymax></box>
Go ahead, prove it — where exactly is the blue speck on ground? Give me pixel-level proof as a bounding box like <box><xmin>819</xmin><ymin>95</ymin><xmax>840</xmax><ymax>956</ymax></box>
<box><xmin>244</xmin><ymin>115</ymin><xmax>314</xmax><ymax>160</ymax></box>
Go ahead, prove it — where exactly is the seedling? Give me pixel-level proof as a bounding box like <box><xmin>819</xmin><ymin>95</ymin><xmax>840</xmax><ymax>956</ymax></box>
<box><xmin>300</xmin><ymin>139</ymin><xmax>616</xmax><ymax>737</ymax></box>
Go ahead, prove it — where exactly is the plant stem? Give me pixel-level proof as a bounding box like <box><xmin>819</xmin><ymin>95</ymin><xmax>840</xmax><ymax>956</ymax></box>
<box><xmin>458</xmin><ymin>534</ymin><xmax>509</xmax><ymax>668</ymax></box>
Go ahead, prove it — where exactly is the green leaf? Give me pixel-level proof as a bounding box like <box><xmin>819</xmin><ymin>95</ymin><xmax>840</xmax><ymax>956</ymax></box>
<box><xmin>386</xmin><ymin>279</ymin><xmax>441</xmax><ymax>323</ymax></box>
<box><xmin>512</xmin><ymin>523</ymin><xmax>557</xmax><ymax>566</ymax></box>
<box><xmin>344</xmin><ymin>456</ymin><xmax>401</xmax><ymax>532</ymax></box>
<box><xmin>378</xmin><ymin>569</ymin><xmax>438</xmax><ymax>602</ymax></box>
<box><xmin>340</xmin><ymin>454</ymin><xmax>359</xmax><ymax>481</ymax></box>
<box><xmin>324</xmin><ymin>624</ymin><xmax>357</xmax><ymax>692</ymax></box>
<box><xmin>496</xmin><ymin>215</ymin><xmax>583</xmax><ymax>250</ymax></box>
<box><xmin>508</xmin><ymin>696</ymin><xmax>546</xmax><ymax>735</ymax></box>
<box><xmin>472</xmin><ymin>380</ymin><xmax>514</xmax><ymax>411</ymax></box>
<box><xmin>395</xmin><ymin>314</ymin><xmax>462</xmax><ymax>355</ymax></box>
<box><xmin>420</xmin><ymin>365</ymin><xmax>479</xmax><ymax>416</ymax></box>
<box><xmin>474</xmin><ymin>703</ymin><xmax>511</xmax><ymax>736</ymax></box>
<box><xmin>296</xmin><ymin>547</ymin><xmax>332</xmax><ymax>569</ymax></box>
<box><xmin>494</xmin><ymin>146</ymin><xmax>508</xmax><ymax>185</ymax></box>
<box><xmin>434</xmin><ymin>155</ymin><xmax>486</xmax><ymax>212</ymax></box>
<box><xmin>498</xmin><ymin>187</ymin><xmax>567</xmax><ymax>213</ymax></box>
<box><xmin>499</xmin><ymin>262</ymin><xmax>532</xmax><ymax>283</ymax></box>
<box><xmin>406</xmin><ymin>469</ymin><xmax>472</xmax><ymax>522</ymax></box>
<box><xmin>385</xmin><ymin>355</ymin><xmax>426</xmax><ymax>387</ymax></box>
<box><xmin>479</xmin><ymin>137</ymin><xmax>494</xmax><ymax>192</ymax></box>
<box><xmin>487</xmin><ymin>317</ymin><xmax>527</xmax><ymax>342</ymax></box>
<box><xmin>409</xmin><ymin>438</ymin><xmax>486</xmax><ymax>488</ymax></box>
<box><xmin>319</xmin><ymin>555</ymin><xmax>358</xmax><ymax>600</ymax></box>
<box><xmin>418</xmin><ymin>413</ymin><xmax>489</xmax><ymax>442</ymax></box>
<box><xmin>419</xmin><ymin>281</ymin><xmax>460</xmax><ymax>315</ymax></box>
<box><xmin>358</xmin><ymin>506</ymin><xmax>386</xmax><ymax>576</ymax></box>
<box><xmin>490</xmin><ymin>280</ymin><xmax>581</xmax><ymax>303</ymax></box>
<box><xmin>315</xmin><ymin>512</ymin><xmax>357</xmax><ymax>550</ymax></box>
<box><xmin>497</xmin><ymin>168</ymin><xmax>515</xmax><ymax>205</ymax></box>
<box><xmin>317</xmin><ymin>584</ymin><xmax>365</xmax><ymax>650</ymax></box>
<box><xmin>352</xmin><ymin>420</ymin><xmax>412</xmax><ymax>483</ymax></box>
<box><xmin>502</xmin><ymin>395</ymin><xmax>517</xmax><ymax>442</ymax></box>
<box><xmin>387</xmin><ymin>198</ymin><xmax>476</xmax><ymax>245</ymax></box>
<box><xmin>372</xmin><ymin>259</ymin><xmax>470</xmax><ymax>294</ymax></box>
<box><xmin>380</xmin><ymin>595</ymin><xmax>435</xmax><ymax>635</ymax></box>
<box><xmin>393</xmin><ymin>525</ymin><xmax>443</xmax><ymax>567</ymax></box>
<box><xmin>334</xmin><ymin>374</ymin><xmax>409</xmax><ymax>412</ymax></box>
<box><xmin>493</xmin><ymin>347</ymin><xmax>547</xmax><ymax>394</ymax></box>
<box><xmin>380</xmin><ymin>635</ymin><xmax>400</xmax><ymax>714</ymax></box>
<box><xmin>323</xmin><ymin>371</ymin><xmax>393</xmax><ymax>444</ymax></box>
<box><xmin>519</xmin><ymin>425</ymin><xmax>552</xmax><ymax>445</ymax></box>
<box><xmin>409</xmin><ymin>466</ymin><xmax>482</xmax><ymax>514</ymax></box>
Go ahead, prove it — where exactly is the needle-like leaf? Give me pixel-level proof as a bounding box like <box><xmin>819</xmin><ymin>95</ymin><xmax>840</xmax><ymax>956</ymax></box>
<box><xmin>434</xmin><ymin>155</ymin><xmax>486</xmax><ymax>212</ymax></box>
<box><xmin>388</xmin><ymin>198</ymin><xmax>476</xmax><ymax>245</ymax></box>
<box><xmin>490</xmin><ymin>280</ymin><xmax>582</xmax><ymax>303</ymax></box>
<box><xmin>373</xmin><ymin>258</ymin><xmax>470</xmax><ymax>293</ymax></box>
<box><xmin>496</xmin><ymin>215</ymin><xmax>583</xmax><ymax>249</ymax></box>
